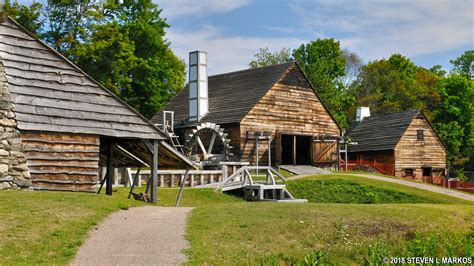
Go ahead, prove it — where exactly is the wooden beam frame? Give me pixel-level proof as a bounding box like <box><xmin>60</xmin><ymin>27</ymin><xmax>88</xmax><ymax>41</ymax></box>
<box><xmin>150</xmin><ymin>140</ymin><xmax>158</xmax><ymax>203</ymax></box>
<box><xmin>106</xmin><ymin>141</ymin><xmax>114</xmax><ymax>196</ymax></box>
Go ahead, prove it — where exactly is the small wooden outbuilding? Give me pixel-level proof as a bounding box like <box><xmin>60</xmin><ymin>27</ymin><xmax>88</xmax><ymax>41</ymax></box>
<box><xmin>153</xmin><ymin>60</ymin><xmax>341</xmax><ymax>168</ymax></box>
<box><xmin>0</xmin><ymin>15</ymin><xmax>193</xmax><ymax>199</ymax></box>
<box><xmin>346</xmin><ymin>109</ymin><xmax>447</xmax><ymax>179</ymax></box>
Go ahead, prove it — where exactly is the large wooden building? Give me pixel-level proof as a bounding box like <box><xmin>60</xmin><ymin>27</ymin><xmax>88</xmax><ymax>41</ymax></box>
<box><xmin>153</xmin><ymin>52</ymin><xmax>341</xmax><ymax>168</ymax></box>
<box><xmin>346</xmin><ymin>109</ymin><xmax>446</xmax><ymax>179</ymax></box>
<box><xmin>0</xmin><ymin>15</ymin><xmax>193</xmax><ymax>194</ymax></box>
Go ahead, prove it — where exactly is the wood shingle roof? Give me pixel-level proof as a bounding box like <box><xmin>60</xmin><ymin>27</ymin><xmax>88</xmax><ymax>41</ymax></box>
<box><xmin>0</xmin><ymin>17</ymin><xmax>164</xmax><ymax>140</ymax></box>
<box><xmin>347</xmin><ymin>109</ymin><xmax>422</xmax><ymax>152</ymax></box>
<box><xmin>151</xmin><ymin>62</ymin><xmax>294</xmax><ymax>127</ymax></box>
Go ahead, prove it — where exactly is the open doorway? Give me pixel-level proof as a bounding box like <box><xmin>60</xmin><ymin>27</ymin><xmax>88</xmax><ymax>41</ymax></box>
<box><xmin>422</xmin><ymin>167</ymin><xmax>432</xmax><ymax>177</ymax></box>
<box><xmin>281</xmin><ymin>134</ymin><xmax>312</xmax><ymax>165</ymax></box>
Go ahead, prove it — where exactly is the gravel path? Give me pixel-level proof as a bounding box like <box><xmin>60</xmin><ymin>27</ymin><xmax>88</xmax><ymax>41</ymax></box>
<box><xmin>71</xmin><ymin>206</ymin><xmax>193</xmax><ymax>266</ymax></box>
<box><xmin>348</xmin><ymin>174</ymin><xmax>474</xmax><ymax>202</ymax></box>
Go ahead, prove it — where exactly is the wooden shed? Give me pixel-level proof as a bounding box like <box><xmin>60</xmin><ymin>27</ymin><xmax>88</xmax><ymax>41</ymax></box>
<box><xmin>152</xmin><ymin>58</ymin><xmax>341</xmax><ymax>168</ymax></box>
<box><xmin>346</xmin><ymin>109</ymin><xmax>447</xmax><ymax>180</ymax></box>
<box><xmin>0</xmin><ymin>15</ymin><xmax>193</xmax><ymax>196</ymax></box>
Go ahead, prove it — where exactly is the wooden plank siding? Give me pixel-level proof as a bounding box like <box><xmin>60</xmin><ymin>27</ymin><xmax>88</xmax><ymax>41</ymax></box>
<box><xmin>21</xmin><ymin>131</ymin><xmax>99</xmax><ymax>191</ymax></box>
<box><xmin>394</xmin><ymin>117</ymin><xmax>446</xmax><ymax>178</ymax></box>
<box><xmin>240</xmin><ymin>64</ymin><xmax>340</xmax><ymax>165</ymax></box>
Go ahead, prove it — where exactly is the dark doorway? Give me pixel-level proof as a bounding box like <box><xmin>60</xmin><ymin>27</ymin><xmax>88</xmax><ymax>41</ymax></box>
<box><xmin>280</xmin><ymin>134</ymin><xmax>312</xmax><ymax>165</ymax></box>
<box><xmin>422</xmin><ymin>167</ymin><xmax>432</xmax><ymax>177</ymax></box>
<box><xmin>281</xmin><ymin>135</ymin><xmax>293</xmax><ymax>165</ymax></box>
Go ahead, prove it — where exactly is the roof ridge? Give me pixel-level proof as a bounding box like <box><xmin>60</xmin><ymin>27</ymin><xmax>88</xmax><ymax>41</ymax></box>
<box><xmin>208</xmin><ymin>61</ymin><xmax>295</xmax><ymax>79</ymax></box>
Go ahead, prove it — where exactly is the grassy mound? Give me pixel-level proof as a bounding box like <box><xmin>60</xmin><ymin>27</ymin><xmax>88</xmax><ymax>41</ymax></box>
<box><xmin>286</xmin><ymin>174</ymin><xmax>473</xmax><ymax>204</ymax></box>
<box><xmin>287</xmin><ymin>178</ymin><xmax>425</xmax><ymax>203</ymax></box>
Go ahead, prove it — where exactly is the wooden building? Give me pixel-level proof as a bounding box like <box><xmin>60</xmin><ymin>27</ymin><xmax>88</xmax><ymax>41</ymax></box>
<box><xmin>152</xmin><ymin>52</ymin><xmax>341</xmax><ymax>168</ymax></box>
<box><xmin>346</xmin><ymin>109</ymin><xmax>446</xmax><ymax>179</ymax></box>
<box><xmin>0</xmin><ymin>15</ymin><xmax>193</xmax><ymax>196</ymax></box>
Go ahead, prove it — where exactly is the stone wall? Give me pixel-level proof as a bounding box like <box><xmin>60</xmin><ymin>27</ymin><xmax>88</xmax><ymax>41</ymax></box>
<box><xmin>0</xmin><ymin>59</ymin><xmax>31</xmax><ymax>189</ymax></box>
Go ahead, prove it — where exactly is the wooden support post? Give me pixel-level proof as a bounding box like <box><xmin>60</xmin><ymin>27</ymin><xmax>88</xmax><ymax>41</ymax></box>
<box><xmin>106</xmin><ymin>142</ymin><xmax>114</xmax><ymax>196</ymax></box>
<box><xmin>160</xmin><ymin>175</ymin><xmax>164</xmax><ymax>188</ymax></box>
<box><xmin>175</xmin><ymin>168</ymin><xmax>190</xmax><ymax>207</ymax></box>
<box><xmin>268</xmin><ymin>138</ymin><xmax>271</xmax><ymax>167</ymax></box>
<box><xmin>255</xmin><ymin>135</ymin><xmax>259</xmax><ymax>175</ymax></box>
<box><xmin>344</xmin><ymin>142</ymin><xmax>348</xmax><ymax>172</ymax></box>
<box><xmin>128</xmin><ymin>168</ymin><xmax>141</xmax><ymax>199</ymax></box>
<box><xmin>97</xmin><ymin>168</ymin><xmax>108</xmax><ymax>194</ymax></box>
<box><xmin>150</xmin><ymin>140</ymin><xmax>158</xmax><ymax>203</ymax></box>
<box><xmin>293</xmin><ymin>135</ymin><xmax>297</xmax><ymax>166</ymax></box>
<box><xmin>190</xmin><ymin>174</ymin><xmax>194</xmax><ymax>187</ymax></box>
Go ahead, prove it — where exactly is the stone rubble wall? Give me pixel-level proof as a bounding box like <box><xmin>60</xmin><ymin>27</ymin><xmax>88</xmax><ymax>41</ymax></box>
<box><xmin>0</xmin><ymin>59</ymin><xmax>31</xmax><ymax>189</ymax></box>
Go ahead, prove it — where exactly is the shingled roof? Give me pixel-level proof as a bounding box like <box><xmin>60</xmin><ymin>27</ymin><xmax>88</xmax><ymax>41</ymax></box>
<box><xmin>0</xmin><ymin>17</ymin><xmax>164</xmax><ymax>140</ymax></box>
<box><xmin>151</xmin><ymin>62</ymin><xmax>295</xmax><ymax>127</ymax></box>
<box><xmin>347</xmin><ymin>109</ymin><xmax>422</xmax><ymax>152</ymax></box>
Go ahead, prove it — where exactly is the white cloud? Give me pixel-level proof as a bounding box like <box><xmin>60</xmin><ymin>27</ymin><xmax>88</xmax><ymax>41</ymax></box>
<box><xmin>157</xmin><ymin>0</ymin><xmax>251</xmax><ymax>19</ymax></box>
<box><xmin>289</xmin><ymin>0</ymin><xmax>474</xmax><ymax>61</ymax></box>
<box><xmin>167</xmin><ymin>26</ymin><xmax>306</xmax><ymax>75</ymax></box>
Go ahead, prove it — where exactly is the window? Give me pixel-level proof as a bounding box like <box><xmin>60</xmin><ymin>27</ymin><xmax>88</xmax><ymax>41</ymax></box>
<box><xmin>416</xmin><ymin>130</ymin><xmax>424</xmax><ymax>141</ymax></box>
<box><xmin>404</xmin><ymin>168</ymin><xmax>414</xmax><ymax>177</ymax></box>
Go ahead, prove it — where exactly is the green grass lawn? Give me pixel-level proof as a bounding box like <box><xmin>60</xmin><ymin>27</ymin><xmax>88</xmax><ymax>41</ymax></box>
<box><xmin>186</xmin><ymin>203</ymin><xmax>473</xmax><ymax>265</ymax></box>
<box><xmin>285</xmin><ymin>174</ymin><xmax>473</xmax><ymax>204</ymax></box>
<box><xmin>0</xmin><ymin>173</ymin><xmax>472</xmax><ymax>265</ymax></box>
<box><xmin>0</xmin><ymin>187</ymin><xmax>239</xmax><ymax>265</ymax></box>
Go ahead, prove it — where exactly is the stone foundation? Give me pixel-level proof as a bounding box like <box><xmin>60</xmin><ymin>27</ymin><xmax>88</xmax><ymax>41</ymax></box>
<box><xmin>0</xmin><ymin>59</ymin><xmax>31</xmax><ymax>189</ymax></box>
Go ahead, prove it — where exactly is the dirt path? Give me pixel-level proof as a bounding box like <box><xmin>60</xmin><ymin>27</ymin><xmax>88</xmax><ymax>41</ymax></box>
<box><xmin>71</xmin><ymin>206</ymin><xmax>193</xmax><ymax>266</ymax></box>
<box><xmin>349</xmin><ymin>174</ymin><xmax>474</xmax><ymax>202</ymax></box>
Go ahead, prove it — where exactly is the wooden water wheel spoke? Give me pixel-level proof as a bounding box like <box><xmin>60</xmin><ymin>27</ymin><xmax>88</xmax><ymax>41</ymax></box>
<box><xmin>207</xmin><ymin>132</ymin><xmax>217</xmax><ymax>154</ymax></box>
<box><xmin>196</xmin><ymin>136</ymin><xmax>207</xmax><ymax>155</ymax></box>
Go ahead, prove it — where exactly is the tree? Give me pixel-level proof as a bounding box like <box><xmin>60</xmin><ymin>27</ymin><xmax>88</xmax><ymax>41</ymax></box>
<box><xmin>433</xmin><ymin>74</ymin><xmax>473</xmax><ymax>177</ymax></box>
<box><xmin>42</xmin><ymin>0</ymin><xmax>101</xmax><ymax>56</ymax></box>
<box><xmin>249</xmin><ymin>47</ymin><xmax>292</xmax><ymax>68</ymax></box>
<box><xmin>450</xmin><ymin>50</ymin><xmax>473</xmax><ymax>80</ymax></box>
<box><xmin>293</xmin><ymin>38</ymin><xmax>353</xmax><ymax>127</ymax></box>
<box><xmin>2</xmin><ymin>0</ymin><xmax>43</xmax><ymax>34</ymax></box>
<box><xmin>36</xmin><ymin>0</ymin><xmax>185</xmax><ymax>118</ymax></box>
<box><xmin>429</xmin><ymin>65</ymin><xmax>447</xmax><ymax>77</ymax></box>
<box><xmin>72</xmin><ymin>0</ymin><xmax>185</xmax><ymax>118</ymax></box>
<box><xmin>339</xmin><ymin>49</ymin><xmax>362</xmax><ymax>88</ymax></box>
<box><xmin>348</xmin><ymin>54</ymin><xmax>440</xmax><ymax>120</ymax></box>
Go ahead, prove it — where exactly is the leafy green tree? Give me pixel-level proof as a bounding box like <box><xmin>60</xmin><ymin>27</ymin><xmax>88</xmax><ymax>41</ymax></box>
<box><xmin>249</xmin><ymin>47</ymin><xmax>292</xmax><ymax>68</ymax></box>
<box><xmin>72</xmin><ymin>0</ymin><xmax>185</xmax><ymax>118</ymax></box>
<box><xmin>429</xmin><ymin>65</ymin><xmax>447</xmax><ymax>77</ymax></box>
<box><xmin>43</xmin><ymin>0</ymin><xmax>101</xmax><ymax>56</ymax></box>
<box><xmin>433</xmin><ymin>74</ymin><xmax>473</xmax><ymax>177</ymax></box>
<box><xmin>293</xmin><ymin>38</ymin><xmax>353</xmax><ymax>127</ymax></box>
<box><xmin>2</xmin><ymin>0</ymin><xmax>43</xmax><ymax>34</ymax></box>
<box><xmin>450</xmin><ymin>50</ymin><xmax>473</xmax><ymax>80</ymax></box>
<box><xmin>348</xmin><ymin>54</ymin><xmax>440</xmax><ymax>120</ymax></box>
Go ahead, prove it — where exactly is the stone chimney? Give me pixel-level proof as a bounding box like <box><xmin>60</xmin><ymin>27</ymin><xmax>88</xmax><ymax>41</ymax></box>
<box><xmin>356</xmin><ymin>107</ymin><xmax>370</xmax><ymax>122</ymax></box>
<box><xmin>188</xmin><ymin>51</ymin><xmax>208</xmax><ymax>122</ymax></box>
<box><xmin>0</xmin><ymin>59</ymin><xmax>31</xmax><ymax>189</ymax></box>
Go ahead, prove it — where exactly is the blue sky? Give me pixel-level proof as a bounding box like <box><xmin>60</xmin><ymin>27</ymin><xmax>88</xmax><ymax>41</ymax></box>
<box><xmin>18</xmin><ymin>0</ymin><xmax>474</xmax><ymax>75</ymax></box>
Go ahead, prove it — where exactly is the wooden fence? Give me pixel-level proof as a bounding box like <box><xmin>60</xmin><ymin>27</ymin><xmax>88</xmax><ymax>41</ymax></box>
<box><xmin>340</xmin><ymin>159</ymin><xmax>394</xmax><ymax>176</ymax></box>
<box><xmin>105</xmin><ymin>162</ymin><xmax>249</xmax><ymax>188</ymax></box>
